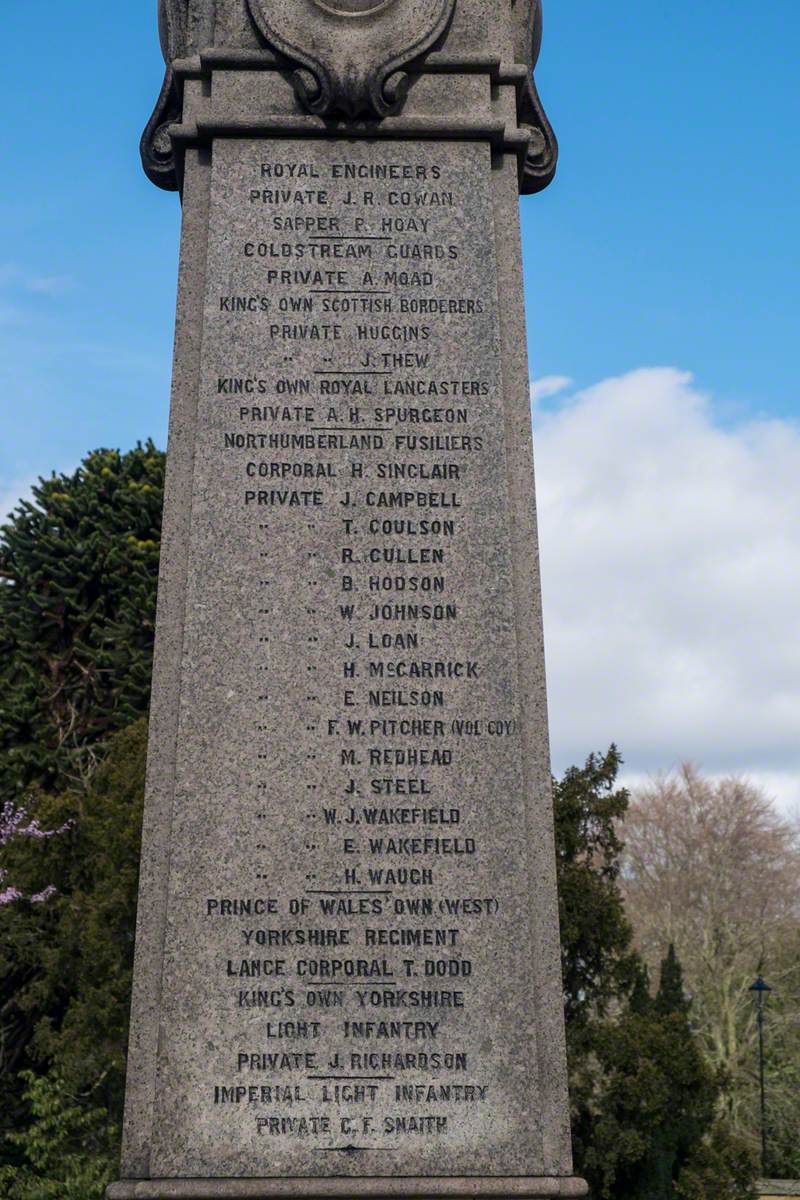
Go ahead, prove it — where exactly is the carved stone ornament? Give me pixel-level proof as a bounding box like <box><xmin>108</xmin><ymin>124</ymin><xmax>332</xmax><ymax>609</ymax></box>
<box><xmin>518</xmin><ymin>0</ymin><xmax>558</xmax><ymax>194</ymax></box>
<box><xmin>141</xmin><ymin>0</ymin><xmax>557</xmax><ymax>195</ymax></box>
<box><xmin>245</xmin><ymin>0</ymin><xmax>456</xmax><ymax>119</ymax></box>
<box><xmin>141</xmin><ymin>0</ymin><xmax>189</xmax><ymax>191</ymax></box>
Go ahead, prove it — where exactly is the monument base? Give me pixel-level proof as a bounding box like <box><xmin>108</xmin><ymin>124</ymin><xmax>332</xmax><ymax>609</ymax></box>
<box><xmin>107</xmin><ymin>1177</ymin><xmax>589</xmax><ymax>1199</ymax></box>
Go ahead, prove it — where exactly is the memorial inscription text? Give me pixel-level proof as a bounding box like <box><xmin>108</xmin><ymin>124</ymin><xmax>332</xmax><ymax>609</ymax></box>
<box><xmin>150</xmin><ymin>139</ymin><xmax>542</xmax><ymax>1179</ymax></box>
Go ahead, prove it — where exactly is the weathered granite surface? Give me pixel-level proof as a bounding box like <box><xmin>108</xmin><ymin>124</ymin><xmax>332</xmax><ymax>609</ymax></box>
<box><xmin>112</xmin><ymin>2</ymin><xmax>584</xmax><ymax>1197</ymax></box>
<box><xmin>107</xmin><ymin>1180</ymin><xmax>588</xmax><ymax>1198</ymax></box>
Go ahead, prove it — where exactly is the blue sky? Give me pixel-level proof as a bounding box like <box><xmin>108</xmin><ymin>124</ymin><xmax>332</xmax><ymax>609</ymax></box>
<box><xmin>2</xmin><ymin>0</ymin><xmax>797</xmax><ymax>482</ymax></box>
<box><xmin>523</xmin><ymin>0</ymin><xmax>799</xmax><ymax>420</ymax></box>
<box><xmin>2</xmin><ymin>1</ymin><xmax>799</xmax><ymax>804</ymax></box>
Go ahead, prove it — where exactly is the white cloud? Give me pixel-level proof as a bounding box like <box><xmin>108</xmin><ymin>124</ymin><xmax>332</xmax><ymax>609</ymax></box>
<box><xmin>535</xmin><ymin>367</ymin><xmax>800</xmax><ymax>813</ymax></box>
<box><xmin>24</xmin><ymin>275</ymin><xmax>73</xmax><ymax>296</ymax></box>
<box><xmin>619</xmin><ymin>770</ymin><xmax>800</xmax><ymax>822</ymax></box>
<box><xmin>0</xmin><ymin>263</ymin><xmax>74</xmax><ymax>298</ymax></box>
<box><xmin>531</xmin><ymin>375</ymin><xmax>574</xmax><ymax>403</ymax></box>
<box><xmin>746</xmin><ymin>771</ymin><xmax>800</xmax><ymax>821</ymax></box>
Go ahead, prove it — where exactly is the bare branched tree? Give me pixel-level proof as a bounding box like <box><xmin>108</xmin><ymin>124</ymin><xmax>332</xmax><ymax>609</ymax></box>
<box><xmin>621</xmin><ymin>766</ymin><xmax>800</xmax><ymax>1173</ymax></box>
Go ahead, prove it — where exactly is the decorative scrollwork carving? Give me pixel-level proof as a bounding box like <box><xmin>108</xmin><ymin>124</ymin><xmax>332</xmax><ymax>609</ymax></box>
<box><xmin>517</xmin><ymin>0</ymin><xmax>558</xmax><ymax>194</ymax></box>
<box><xmin>140</xmin><ymin>0</ymin><xmax>557</xmax><ymax>196</ymax></box>
<box><xmin>245</xmin><ymin>0</ymin><xmax>455</xmax><ymax>120</ymax></box>
<box><xmin>141</xmin><ymin>0</ymin><xmax>190</xmax><ymax>191</ymax></box>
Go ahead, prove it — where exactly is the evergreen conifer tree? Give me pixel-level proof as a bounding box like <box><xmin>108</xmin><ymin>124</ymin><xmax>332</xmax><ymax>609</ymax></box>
<box><xmin>0</xmin><ymin>445</ymin><xmax>763</xmax><ymax>1199</ymax></box>
<box><xmin>0</xmin><ymin>443</ymin><xmax>164</xmax><ymax>802</ymax></box>
<box><xmin>655</xmin><ymin>943</ymin><xmax>690</xmax><ymax>1018</ymax></box>
<box><xmin>0</xmin><ymin>722</ymin><xmax>147</xmax><ymax>1188</ymax></box>
<box><xmin>555</xmin><ymin>751</ymin><xmax>757</xmax><ymax>1199</ymax></box>
<box><xmin>0</xmin><ymin>444</ymin><xmax>162</xmax><ymax>1177</ymax></box>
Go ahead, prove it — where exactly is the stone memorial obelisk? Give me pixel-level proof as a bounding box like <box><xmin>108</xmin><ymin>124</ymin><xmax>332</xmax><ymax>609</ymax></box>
<box><xmin>109</xmin><ymin>1</ymin><xmax>586</xmax><ymax>1196</ymax></box>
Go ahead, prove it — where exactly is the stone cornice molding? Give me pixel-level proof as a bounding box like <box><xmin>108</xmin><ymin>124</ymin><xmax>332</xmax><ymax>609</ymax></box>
<box><xmin>142</xmin><ymin>0</ymin><xmax>557</xmax><ymax>195</ymax></box>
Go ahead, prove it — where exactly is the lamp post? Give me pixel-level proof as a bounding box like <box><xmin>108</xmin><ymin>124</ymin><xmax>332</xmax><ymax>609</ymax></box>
<box><xmin>749</xmin><ymin>974</ymin><xmax>772</xmax><ymax>1178</ymax></box>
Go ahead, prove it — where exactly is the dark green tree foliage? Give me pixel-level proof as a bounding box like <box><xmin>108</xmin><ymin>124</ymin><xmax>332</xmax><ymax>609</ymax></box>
<box><xmin>0</xmin><ymin>444</ymin><xmax>161</xmax><ymax>1174</ymax></box>
<box><xmin>554</xmin><ymin>751</ymin><xmax>758</xmax><ymax>1199</ymax></box>
<box><xmin>0</xmin><ymin>789</ymin><xmax>81</xmax><ymax>1157</ymax></box>
<box><xmin>0</xmin><ymin>1070</ymin><xmax>119</xmax><ymax>1200</ymax></box>
<box><xmin>0</xmin><ymin>448</ymin><xmax>762</xmax><ymax>1196</ymax></box>
<box><xmin>654</xmin><ymin>944</ymin><xmax>690</xmax><ymax>1018</ymax></box>
<box><xmin>34</xmin><ymin>720</ymin><xmax>147</xmax><ymax>1106</ymax></box>
<box><xmin>581</xmin><ymin>949</ymin><xmax>718</xmax><ymax>1199</ymax></box>
<box><xmin>554</xmin><ymin>746</ymin><xmax>642</xmax><ymax>1031</ymax></box>
<box><xmin>674</xmin><ymin>1124</ymin><xmax>761</xmax><ymax>1200</ymax></box>
<box><xmin>0</xmin><ymin>444</ymin><xmax>164</xmax><ymax>802</ymax></box>
<box><xmin>0</xmin><ymin>721</ymin><xmax>147</xmax><ymax>1192</ymax></box>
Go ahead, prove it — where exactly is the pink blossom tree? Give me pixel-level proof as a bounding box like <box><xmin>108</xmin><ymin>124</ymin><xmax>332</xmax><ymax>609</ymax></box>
<box><xmin>0</xmin><ymin>800</ymin><xmax>72</xmax><ymax>905</ymax></box>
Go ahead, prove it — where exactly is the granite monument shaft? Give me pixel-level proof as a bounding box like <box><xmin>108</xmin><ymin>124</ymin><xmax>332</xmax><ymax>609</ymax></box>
<box><xmin>109</xmin><ymin>1</ymin><xmax>586</xmax><ymax>1196</ymax></box>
